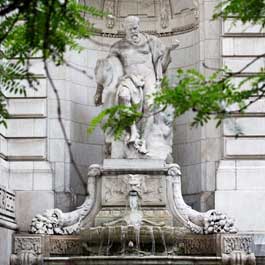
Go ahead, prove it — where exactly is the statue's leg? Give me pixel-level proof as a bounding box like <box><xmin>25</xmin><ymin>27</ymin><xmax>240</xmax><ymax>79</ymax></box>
<box><xmin>118</xmin><ymin>85</ymin><xmax>140</xmax><ymax>143</ymax></box>
<box><xmin>128</xmin><ymin>124</ymin><xmax>140</xmax><ymax>143</ymax></box>
<box><xmin>142</xmin><ymin>76</ymin><xmax>157</xmax><ymax>140</ymax></box>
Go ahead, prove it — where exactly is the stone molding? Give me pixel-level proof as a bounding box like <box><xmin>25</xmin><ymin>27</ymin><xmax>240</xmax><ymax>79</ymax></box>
<box><xmin>94</xmin><ymin>22</ymin><xmax>199</xmax><ymax>38</ymax></box>
<box><xmin>11</xmin><ymin>233</ymin><xmax>256</xmax><ymax>263</ymax></box>
<box><xmin>0</xmin><ymin>186</ymin><xmax>17</xmax><ymax>230</ymax></box>
<box><xmin>222</xmin><ymin>252</ymin><xmax>256</xmax><ymax>265</ymax></box>
<box><xmin>86</xmin><ymin>0</ymin><xmax>199</xmax><ymax>36</ymax></box>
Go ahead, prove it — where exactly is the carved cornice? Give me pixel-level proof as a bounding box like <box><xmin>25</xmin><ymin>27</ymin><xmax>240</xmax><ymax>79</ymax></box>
<box><xmin>93</xmin><ymin>22</ymin><xmax>199</xmax><ymax>38</ymax></box>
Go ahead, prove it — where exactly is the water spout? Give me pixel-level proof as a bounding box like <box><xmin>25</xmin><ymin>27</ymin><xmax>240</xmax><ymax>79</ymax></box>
<box><xmin>149</xmin><ymin>226</ymin><xmax>155</xmax><ymax>255</ymax></box>
<box><xmin>125</xmin><ymin>191</ymin><xmax>143</xmax><ymax>227</ymax></box>
<box><xmin>120</xmin><ymin>225</ymin><xmax>127</xmax><ymax>255</ymax></box>
<box><xmin>158</xmin><ymin>226</ymin><xmax>167</xmax><ymax>254</ymax></box>
<box><xmin>134</xmin><ymin>225</ymin><xmax>140</xmax><ymax>252</ymax></box>
<box><xmin>98</xmin><ymin>227</ymin><xmax>104</xmax><ymax>255</ymax></box>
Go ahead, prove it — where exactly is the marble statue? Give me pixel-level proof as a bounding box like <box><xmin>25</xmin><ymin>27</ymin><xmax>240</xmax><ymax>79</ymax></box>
<box><xmin>95</xmin><ymin>16</ymin><xmax>179</xmax><ymax>161</ymax></box>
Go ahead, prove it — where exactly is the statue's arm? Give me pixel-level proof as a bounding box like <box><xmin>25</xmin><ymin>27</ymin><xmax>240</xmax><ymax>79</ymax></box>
<box><xmin>94</xmin><ymin>83</ymin><xmax>104</xmax><ymax>106</ymax></box>
<box><xmin>161</xmin><ymin>39</ymin><xmax>180</xmax><ymax>73</ymax></box>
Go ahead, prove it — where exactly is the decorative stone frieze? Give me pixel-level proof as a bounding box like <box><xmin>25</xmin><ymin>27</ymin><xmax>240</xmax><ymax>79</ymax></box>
<box><xmin>11</xmin><ymin>235</ymin><xmax>44</xmax><ymax>265</ymax></box>
<box><xmin>50</xmin><ymin>236</ymin><xmax>82</xmax><ymax>255</ymax></box>
<box><xmin>14</xmin><ymin>236</ymin><xmax>42</xmax><ymax>254</ymax></box>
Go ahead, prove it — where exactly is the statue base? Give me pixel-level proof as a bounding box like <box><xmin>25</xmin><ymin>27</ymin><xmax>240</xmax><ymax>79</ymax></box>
<box><xmin>93</xmin><ymin>159</ymin><xmax>174</xmax><ymax>227</ymax></box>
<box><xmin>11</xmin><ymin>159</ymin><xmax>257</xmax><ymax>264</ymax></box>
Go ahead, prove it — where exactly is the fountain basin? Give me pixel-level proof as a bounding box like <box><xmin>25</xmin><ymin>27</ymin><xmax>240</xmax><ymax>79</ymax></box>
<box><xmin>81</xmin><ymin>225</ymin><xmax>192</xmax><ymax>255</ymax></box>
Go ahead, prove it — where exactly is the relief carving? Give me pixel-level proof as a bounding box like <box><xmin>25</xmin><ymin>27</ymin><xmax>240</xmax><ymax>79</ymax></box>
<box><xmin>223</xmin><ymin>236</ymin><xmax>253</xmax><ymax>254</ymax></box>
<box><xmin>167</xmin><ymin>165</ymin><xmax>237</xmax><ymax>234</ymax></box>
<box><xmin>222</xmin><ymin>251</ymin><xmax>256</xmax><ymax>265</ymax></box>
<box><xmin>102</xmin><ymin>174</ymin><xmax>164</xmax><ymax>205</ymax></box>
<box><xmin>175</xmin><ymin>238</ymin><xmax>216</xmax><ymax>255</ymax></box>
<box><xmin>30</xmin><ymin>165</ymin><xmax>100</xmax><ymax>235</ymax></box>
<box><xmin>0</xmin><ymin>188</ymin><xmax>6</xmax><ymax>209</ymax></box>
<box><xmin>0</xmin><ymin>186</ymin><xmax>15</xmax><ymax>217</ymax></box>
<box><xmin>14</xmin><ymin>237</ymin><xmax>42</xmax><ymax>254</ymax></box>
<box><xmin>160</xmin><ymin>0</ymin><xmax>170</xmax><ymax>29</ymax></box>
<box><xmin>10</xmin><ymin>251</ymin><xmax>43</xmax><ymax>265</ymax></box>
<box><xmin>50</xmin><ymin>238</ymin><xmax>82</xmax><ymax>255</ymax></box>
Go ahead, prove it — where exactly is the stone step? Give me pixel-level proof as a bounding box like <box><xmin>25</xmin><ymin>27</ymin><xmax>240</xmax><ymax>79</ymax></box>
<box><xmin>43</xmin><ymin>256</ymin><xmax>222</xmax><ymax>265</ymax></box>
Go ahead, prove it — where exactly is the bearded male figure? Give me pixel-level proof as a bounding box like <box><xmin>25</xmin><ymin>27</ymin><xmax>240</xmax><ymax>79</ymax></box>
<box><xmin>95</xmin><ymin>16</ymin><xmax>179</xmax><ymax>160</ymax></box>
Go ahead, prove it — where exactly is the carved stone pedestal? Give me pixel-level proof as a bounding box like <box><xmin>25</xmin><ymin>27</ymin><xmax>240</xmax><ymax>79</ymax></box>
<box><xmin>94</xmin><ymin>159</ymin><xmax>174</xmax><ymax>227</ymax></box>
<box><xmin>13</xmin><ymin>160</ymin><xmax>256</xmax><ymax>264</ymax></box>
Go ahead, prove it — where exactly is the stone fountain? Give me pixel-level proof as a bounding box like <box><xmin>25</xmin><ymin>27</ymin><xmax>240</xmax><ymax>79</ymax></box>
<box><xmin>11</xmin><ymin>16</ymin><xmax>256</xmax><ymax>265</ymax></box>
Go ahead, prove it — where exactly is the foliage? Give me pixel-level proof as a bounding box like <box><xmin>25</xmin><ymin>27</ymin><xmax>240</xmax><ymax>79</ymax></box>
<box><xmin>0</xmin><ymin>0</ymin><xmax>103</xmax><ymax>125</ymax></box>
<box><xmin>88</xmin><ymin>68</ymin><xmax>265</xmax><ymax>134</ymax></box>
<box><xmin>213</xmin><ymin>0</ymin><xmax>265</xmax><ymax>27</ymax></box>
<box><xmin>156</xmin><ymin>69</ymin><xmax>265</xmax><ymax>127</ymax></box>
<box><xmin>88</xmin><ymin>105</ymin><xmax>142</xmax><ymax>140</ymax></box>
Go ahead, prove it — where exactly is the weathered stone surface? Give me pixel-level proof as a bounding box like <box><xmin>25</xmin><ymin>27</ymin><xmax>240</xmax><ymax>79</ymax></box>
<box><xmin>215</xmin><ymin>191</ymin><xmax>265</xmax><ymax>231</ymax></box>
<box><xmin>14</xmin><ymin>236</ymin><xmax>43</xmax><ymax>254</ymax></box>
<box><xmin>49</xmin><ymin>236</ymin><xmax>82</xmax><ymax>255</ymax></box>
<box><xmin>101</xmin><ymin>174</ymin><xmax>166</xmax><ymax>206</ymax></box>
<box><xmin>16</xmin><ymin>191</ymin><xmax>54</xmax><ymax>232</ymax></box>
<box><xmin>103</xmin><ymin>159</ymin><xmax>166</xmax><ymax>170</ymax></box>
<box><xmin>0</xmin><ymin>227</ymin><xmax>14</xmax><ymax>265</ymax></box>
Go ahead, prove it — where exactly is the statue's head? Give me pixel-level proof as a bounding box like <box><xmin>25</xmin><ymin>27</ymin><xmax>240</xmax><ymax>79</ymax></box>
<box><xmin>123</xmin><ymin>16</ymin><xmax>140</xmax><ymax>42</ymax></box>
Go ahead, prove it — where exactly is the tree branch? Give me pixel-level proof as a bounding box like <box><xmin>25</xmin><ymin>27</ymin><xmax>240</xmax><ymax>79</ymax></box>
<box><xmin>44</xmin><ymin>60</ymin><xmax>87</xmax><ymax>192</ymax></box>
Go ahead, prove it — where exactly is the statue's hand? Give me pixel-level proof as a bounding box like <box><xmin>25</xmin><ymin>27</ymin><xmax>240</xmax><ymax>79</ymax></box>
<box><xmin>94</xmin><ymin>93</ymin><xmax>102</xmax><ymax>106</ymax></box>
<box><xmin>170</xmin><ymin>39</ymin><xmax>180</xmax><ymax>51</ymax></box>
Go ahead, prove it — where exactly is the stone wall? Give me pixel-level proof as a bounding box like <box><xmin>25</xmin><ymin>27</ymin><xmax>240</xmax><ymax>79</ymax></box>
<box><xmin>47</xmin><ymin>40</ymin><xmax>105</xmax><ymax>212</ymax></box>
<box><xmin>0</xmin><ymin>60</ymin><xmax>54</xmax><ymax>231</ymax></box>
<box><xmin>215</xmin><ymin>19</ymin><xmax>265</xmax><ymax>231</ymax></box>
<box><xmin>173</xmin><ymin>0</ymin><xmax>222</xmax><ymax>212</ymax></box>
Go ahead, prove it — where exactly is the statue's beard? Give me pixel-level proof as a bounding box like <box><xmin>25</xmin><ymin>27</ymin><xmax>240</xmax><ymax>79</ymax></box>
<box><xmin>129</xmin><ymin>34</ymin><xmax>140</xmax><ymax>43</ymax></box>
